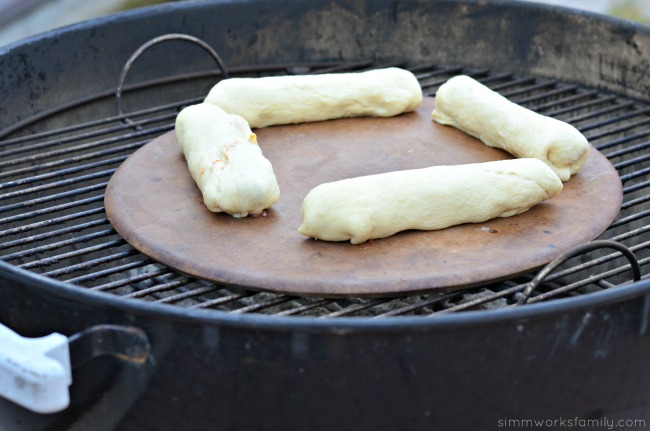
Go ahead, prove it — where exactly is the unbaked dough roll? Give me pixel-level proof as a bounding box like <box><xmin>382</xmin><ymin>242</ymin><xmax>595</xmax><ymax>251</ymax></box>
<box><xmin>204</xmin><ymin>67</ymin><xmax>423</xmax><ymax>128</ymax></box>
<box><xmin>298</xmin><ymin>158</ymin><xmax>562</xmax><ymax>244</ymax></box>
<box><xmin>431</xmin><ymin>75</ymin><xmax>589</xmax><ymax>181</ymax></box>
<box><xmin>175</xmin><ymin>103</ymin><xmax>280</xmax><ymax>218</ymax></box>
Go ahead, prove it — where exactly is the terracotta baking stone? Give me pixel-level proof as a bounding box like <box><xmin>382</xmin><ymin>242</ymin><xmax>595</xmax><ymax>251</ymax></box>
<box><xmin>104</xmin><ymin>97</ymin><xmax>623</xmax><ymax>298</ymax></box>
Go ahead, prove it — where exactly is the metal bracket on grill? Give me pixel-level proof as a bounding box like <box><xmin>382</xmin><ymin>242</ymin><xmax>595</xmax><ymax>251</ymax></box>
<box><xmin>115</xmin><ymin>33</ymin><xmax>229</xmax><ymax>126</ymax></box>
<box><xmin>516</xmin><ymin>240</ymin><xmax>642</xmax><ymax>305</ymax></box>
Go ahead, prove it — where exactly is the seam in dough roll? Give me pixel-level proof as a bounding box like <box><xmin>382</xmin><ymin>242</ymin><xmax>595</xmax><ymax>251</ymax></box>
<box><xmin>204</xmin><ymin>67</ymin><xmax>423</xmax><ymax>128</ymax></box>
<box><xmin>175</xmin><ymin>103</ymin><xmax>280</xmax><ymax>218</ymax></box>
<box><xmin>298</xmin><ymin>158</ymin><xmax>563</xmax><ymax>244</ymax></box>
<box><xmin>431</xmin><ymin>75</ymin><xmax>589</xmax><ymax>181</ymax></box>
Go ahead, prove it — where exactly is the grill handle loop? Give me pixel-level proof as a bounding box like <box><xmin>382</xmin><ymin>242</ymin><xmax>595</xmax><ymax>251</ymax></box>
<box><xmin>516</xmin><ymin>240</ymin><xmax>641</xmax><ymax>305</ymax></box>
<box><xmin>68</xmin><ymin>324</ymin><xmax>151</xmax><ymax>368</ymax></box>
<box><xmin>116</xmin><ymin>33</ymin><xmax>229</xmax><ymax>126</ymax></box>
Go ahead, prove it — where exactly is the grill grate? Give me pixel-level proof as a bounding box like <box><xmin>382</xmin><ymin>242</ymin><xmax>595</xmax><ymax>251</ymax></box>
<box><xmin>1</xmin><ymin>61</ymin><xmax>648</xmax><ymax>317</ymax></box>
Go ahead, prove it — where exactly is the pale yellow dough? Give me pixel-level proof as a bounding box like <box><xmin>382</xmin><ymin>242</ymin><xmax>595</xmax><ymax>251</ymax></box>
<box><xmin>432</xmin><ymin>75</ymin><xmax>589</xmax><ymax>181</ymax></box>
<box><xmin>298</xmin><ymin>159</ymin><xmax>563</xmax><ymax>244</ymax></box>
<box><xmin>175</xmin><ymin>103</ymin><xmax>280</xmax><ymax>217</ymax></box>
<box><xmin>204</xmin><ymin>67</ymin><xmax>423</xmax><ymax>128</ymax></box>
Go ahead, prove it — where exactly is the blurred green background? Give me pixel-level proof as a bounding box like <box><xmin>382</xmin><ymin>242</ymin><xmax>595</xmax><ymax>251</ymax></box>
<box><xmin>532</xmin><ymin>0</ymin><xmax>649</xmax><ymax>22</ymax></box>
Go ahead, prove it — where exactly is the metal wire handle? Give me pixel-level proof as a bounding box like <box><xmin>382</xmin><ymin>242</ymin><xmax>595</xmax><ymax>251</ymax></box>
<box><xmin>516</xmin><ymin>239</ymin><xmax>642</xmax><ymax>305</ymax></box>
<box><xmin>115</xmin><ymin>33</ymin><xmax>229</xmax><ymax>125</ymax></box>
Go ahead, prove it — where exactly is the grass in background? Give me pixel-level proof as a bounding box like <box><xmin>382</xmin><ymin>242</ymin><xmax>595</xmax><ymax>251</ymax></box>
<box><xmin>607</xmin><ymin>0</ymin><xmax>649</xmax><ymax>23</ymax></box>
<box><xmin>119</xmin><ymin>0</ymin><xmax>173</xmax><ymax>10</ymax></box>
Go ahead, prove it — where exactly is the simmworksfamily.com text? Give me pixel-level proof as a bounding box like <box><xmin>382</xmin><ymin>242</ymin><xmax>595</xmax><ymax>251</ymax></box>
<box><xmin>497</xmin><ymin>417</ymin><xmax>646</xmax><ymax>429</ymax></box>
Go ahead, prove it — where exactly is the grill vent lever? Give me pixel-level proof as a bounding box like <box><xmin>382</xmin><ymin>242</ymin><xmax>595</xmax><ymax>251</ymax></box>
<box><xmin>0</xmin><ymin>323</ymin><xmax>71</xmax><ymax>414</ymax></box>
<box><xmin>0</xmin><ymin>323</ymin><xmax>150</xmax><ymax>414</ymax></box>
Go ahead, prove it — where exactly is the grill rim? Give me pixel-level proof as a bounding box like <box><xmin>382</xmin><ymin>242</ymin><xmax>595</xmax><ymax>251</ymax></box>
<box><xmin>3</xmin><ymin>0</ymin><xmax>650</xmax><ymax>132</ymax></box>
<box><xmin>2</xmin><ymin>258</ymin><xmax>649</xmax><ymax>329</ymax></box>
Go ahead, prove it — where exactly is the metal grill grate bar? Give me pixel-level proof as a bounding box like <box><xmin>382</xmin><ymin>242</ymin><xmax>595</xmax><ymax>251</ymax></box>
<box><xmin>0</xmin><ymin>207</ymin><xmax>105</xmax><ymax>239</ymax></box>
<box><xmin>543</xmin><ymin>94</ymin><xmax>618</xmax><ymax>118</ymax></box>
<box><xmin>65</xmin><ymin>259</ymin><xmax>154</xmax><ymax>285</ymax></box>
<box><xmin>275</xmin><ymin>299</ymin><xmax>336</xmax><ymax>317</ymax></box>
<box><xmin>536</xmin><ymin>90</ymin><xmax>601</xmax><ymax>114</ymax></box>
<box><xmin>189</xmin><ymin>292</ymin><xmax>256</xmax><ymax>309</ymax></box>
<box><xmin>585</xmin><ymin>117</ymin><xmax>650</xmax><ymax>141</ymax></box>
<box><xmin>125</xmin><ymin>278</ymin><xmax>194</xmax><ymax>299</ymax></box>
<box><xmin>42</xmin><ymin>249</ymin><xmax>139</xmax><ymax>279</ymax></box>
<box><xmin>0</xmin><ymin>183</ymin><xmax>108</xmax><ymax>214</ymax></box>
<box><xmin>155</xmin><ymin>285</ymin><xmax>220</xmax><ymax>305</ymax></box>
<box><xmin>0</xmin><ymin>125</ymin><xmax>173</xmax><ymax>169</ymax></box>
<box><xmin>1</xmin><ymin>228</ymin><xmax>116</xmax><ymax>261</ymax></box>
<box><xmin>1</xmin><ymin>172</ymin><xmax>113</xmax><ymax>201</ymax></box>
<box><xmin>621</xmin><ymin>193</ymin><xmax>650</xmax><ymax>210</ymax></box>
<box><xmin>1</xmin><ymin>156</ymin><xmax>127</xmax><ymax>190</ymax></box>
<box><xmin>0</xmin><ymin>195</ymin><xmax>105</xmax><ymax>226</ymax></box>
<box><xmin>18</xmin><ymin>239</ymin><xmax>128</xmax><ymax>270</ymax></box>
<box><xmin>91</xmin><ymin>268</ymin><xmax>172</xmax><ymax>292</ymax></box>
<box><xmin>578</xmin><ymin>106</ymin><xmax>650</xmax><ymax>132</ymax></box>
<box><xmin>231</xmin><ymin>296</ymin><xmax>297</xmax><ymax>314</ymax></box>
<box><xmin>596</xmin><ymin>132</ymin><xmax>650</xmax><ymax>153</ymax></box>
<box><xmin>324</xmin><ymin>299</ymin><xmax>392</xmax><ymax>318</ymax></box>
<box><xmin>0</xmin><ymin>218</ymin><xmax>110</xmax><ymax>250</ymax></box>
<box><xmin>374</xmin><ymin>291</ymin><xmax>464</xmax><ymax>318</ymax></box>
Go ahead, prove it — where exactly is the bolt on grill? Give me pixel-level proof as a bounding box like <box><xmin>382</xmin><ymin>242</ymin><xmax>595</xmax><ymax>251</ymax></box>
<box><xmin>0</xmin><ymin>60</ymin><xmax>648</xmax><ymax>318</ymax></box>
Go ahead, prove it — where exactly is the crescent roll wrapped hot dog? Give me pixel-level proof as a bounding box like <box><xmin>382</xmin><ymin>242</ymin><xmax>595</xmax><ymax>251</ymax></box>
<box><xmin>204</xmin><ymin>67</ymin><xmax>423</xmax><ymax>128</ymax></box>
<box><xmin>298</xmin><ymin>158</ymin><xmax>563</xmax><ymax>244</ymax></box>
<box><xmin>175</xmin><ymin>103</ymin><xmax>280</xmax><ymax>218</ymax></box>
<box><xmin>431</xmin><ymin>75</ymin><xmax>589</xmax><ymax>181</ymax></box>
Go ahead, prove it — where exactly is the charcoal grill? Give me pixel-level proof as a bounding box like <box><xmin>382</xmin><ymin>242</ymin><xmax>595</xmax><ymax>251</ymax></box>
<box><xmin>2</xmin><ymin>0</ymin><xmax>650</xmax><ymax>429</ymax></box>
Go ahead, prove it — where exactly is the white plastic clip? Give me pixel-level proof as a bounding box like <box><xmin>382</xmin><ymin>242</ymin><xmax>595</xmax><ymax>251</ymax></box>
<box><xmin>0</xmin><ymin>323</ymin><xmax>71</xmax><ymax>414</ymax></box>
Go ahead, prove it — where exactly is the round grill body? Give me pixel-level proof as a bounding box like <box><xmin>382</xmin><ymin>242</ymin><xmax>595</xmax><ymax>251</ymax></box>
<box><xmin>1</xmin><ymin>0</ymin><xmax>650</xmax><ymax>428</ymax></box>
